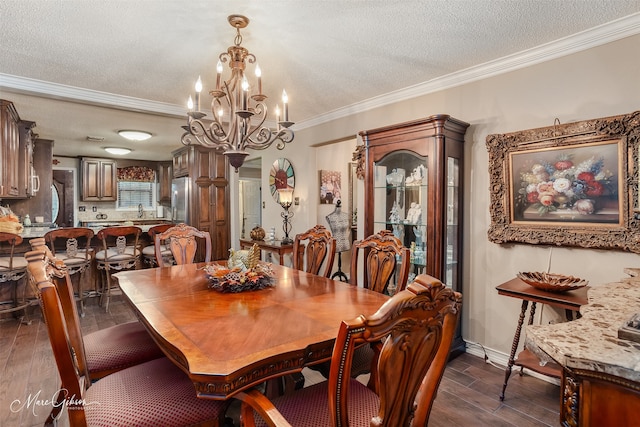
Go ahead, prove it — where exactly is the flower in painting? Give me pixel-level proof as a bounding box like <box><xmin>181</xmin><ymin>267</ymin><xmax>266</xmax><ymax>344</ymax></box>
<box><xmin>553</xmin><ymin>178</ymin><xmax>571</xmax><ymax>193</ymax></box>
<box><xmin>539</xmin><ymin>194</ymin><xmax>555</xmax><ymax>206</ymax></box>
<box><xmin>517</xmin><ymin>154</ymin><xmax>614</xmax><ymax>216</ymax></box>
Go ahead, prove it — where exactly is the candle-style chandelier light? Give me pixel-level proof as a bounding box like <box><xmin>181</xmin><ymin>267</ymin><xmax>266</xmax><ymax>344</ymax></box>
<box><xmin>181</xmin><ymin>14</ymin><xmax>294</xmax><ymax>171</ymax></box>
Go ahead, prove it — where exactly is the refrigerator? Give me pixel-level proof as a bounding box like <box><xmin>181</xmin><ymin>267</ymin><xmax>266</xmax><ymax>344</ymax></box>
<box><xmin>171</xmin><ymin>177</ymin><xmax>190</xmax><ymax>224</ymax></box>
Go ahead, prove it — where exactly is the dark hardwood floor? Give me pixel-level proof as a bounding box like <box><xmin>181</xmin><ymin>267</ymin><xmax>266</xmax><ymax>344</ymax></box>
<box><xmin>1</xmin><ymin>296</ymin><xmax>560</xmax><ymax>427</ymax></box>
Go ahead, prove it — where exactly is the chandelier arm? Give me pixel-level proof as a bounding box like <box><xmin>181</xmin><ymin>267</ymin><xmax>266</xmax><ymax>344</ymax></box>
<box><xmin>244</xmin><ymin>128</ymin><xmax>294</xmax><ymax>151</ymax></box>
<box><xmin>186</xmin><ymin>117</ymin><xmax>234</xmax><ymax>151</ymax></box>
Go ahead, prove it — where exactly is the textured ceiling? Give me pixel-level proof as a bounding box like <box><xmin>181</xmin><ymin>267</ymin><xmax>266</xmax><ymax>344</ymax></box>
<box><xmin>1</xmin><ymin>1</ymin><xmax>639</xmax><ymax>161</ymax></box>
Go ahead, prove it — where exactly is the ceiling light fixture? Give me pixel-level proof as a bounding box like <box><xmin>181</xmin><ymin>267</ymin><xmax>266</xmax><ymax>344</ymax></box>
<box><xmin>104</xmin><ymin>147</ymin><xmax>132</xmax><ymax>155</ymax></box>
<box><xmin>181</xmin><ymin>14</ymin><xmax>294</xmax><ymax>172</ymax></box>
<box><xmin>118</xmin><ymin>130</ymin><xmax>152</xmax><ymax>141</ymax></box>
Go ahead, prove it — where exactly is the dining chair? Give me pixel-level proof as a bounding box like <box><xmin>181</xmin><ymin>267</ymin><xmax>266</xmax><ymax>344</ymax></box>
<box><xmin>25</xmin><ymin>249</ymin><xmax>229</xmax><ymax>427</ymax></box>
<box><xmin>238</xmin><ymin>274</ymin><xmax>462</xmax><ymax>427</ymax></box>
<box><xmin>340</xmin><ymin>229</ymin><xmax>411</xmax><ymax>380</ymax></box>
<box><xmin>155</xmin><ymin>222</ymin><xmax>212</xmax><ymax>265</ymax></box>
<box><xmin>44</xmin><ymin>227</ymin><xmax>94</xmax><ymax>316</ymax></box>
<box><xmin>95</xmin><ymin>226</ymin><xmax>142</xmax><ymax>311</ymax></box>
<box><xmin>349</xmin><ymin>229</ymin><xmax>411</xmax><ymax>295</ymax></box>
<box><xmin>0</xmin><ymin>232</ymin><xmax>29</xmax><ymax>322</ymax></box>
<box><xmin>141</xmin><ymin>223</ymin><xmax>174</xmax><ymax>267</ymax></box>
<box><xmin>29</xmin><ymin>238</ymin><xmax>164</xmax><ymax>381</ymax></box>
<box><xmin>292</xmin><ymin>224</ymin><xmax>337</xmax><ymax>278</ymax></box>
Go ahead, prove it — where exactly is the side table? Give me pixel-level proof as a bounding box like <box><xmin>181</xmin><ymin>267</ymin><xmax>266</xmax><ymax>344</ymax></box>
<box><xmin>239</xmin><ymin>239</ymin><xmax>301</xmax><ymax>266</ymax></box>
<box><xmin>496</xmin><ymin>277</ymin><xmax>589</xmax><ymax>400</ymax></box>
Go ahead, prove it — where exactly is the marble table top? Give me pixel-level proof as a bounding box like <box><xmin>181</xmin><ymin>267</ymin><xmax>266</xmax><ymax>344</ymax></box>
<box><xmin>526</xmin><ymin>272</ymin><xmax>640</xmax><ymax>382</ymax></box>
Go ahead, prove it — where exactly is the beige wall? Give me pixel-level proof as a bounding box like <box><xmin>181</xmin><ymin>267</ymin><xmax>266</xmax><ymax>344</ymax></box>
<box><xmin>243</xmin><ymin>33</ymin><xmax>640</xmax><ymax>361</ymax></box>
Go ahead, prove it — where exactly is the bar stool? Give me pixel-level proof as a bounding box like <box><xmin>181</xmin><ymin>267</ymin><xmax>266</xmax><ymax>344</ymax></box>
<box><xmin>141</xmin><ymin>223</ymin><xmax>174</xmax><ymax>267</ymax></box>
<box><xmin>0</xmin><ymin>232</ymin><xmax>30</xmax><ymax>323</ymax></box>
<box><xmin>44</xmin><ymin>227</ymin><xmax>94</xmax><ymax>316</ymax></box>
<box><xmin>95</xmin><ymin>226</ymin><xmax>142</xmax><ymax>311</ymax></box>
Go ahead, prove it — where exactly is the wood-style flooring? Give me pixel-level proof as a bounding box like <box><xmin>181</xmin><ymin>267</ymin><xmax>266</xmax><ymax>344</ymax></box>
<box><xmin>1</xmin><ymin>297</ymin><xmax>560</xmax><ymax>427</ymax></box>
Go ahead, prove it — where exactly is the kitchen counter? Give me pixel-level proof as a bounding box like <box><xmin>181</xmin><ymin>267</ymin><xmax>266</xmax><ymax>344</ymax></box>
<box><xmin>19</xmin><ymin>222</ymin><xmax>174</xmax><ymax>239</ymax></box>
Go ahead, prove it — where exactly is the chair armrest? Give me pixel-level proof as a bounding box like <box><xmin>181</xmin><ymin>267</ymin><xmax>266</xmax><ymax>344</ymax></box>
<box><xmin>236</xmin><ymin>388</ymin><xmax>293</xmax><ymax>427</ymax></box>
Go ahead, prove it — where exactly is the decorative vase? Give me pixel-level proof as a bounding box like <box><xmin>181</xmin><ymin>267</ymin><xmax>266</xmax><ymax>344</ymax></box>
<box><xmin>250</xmin><ymin>226</ymin><xmax>265</xmax><ymax>241</ymax></box>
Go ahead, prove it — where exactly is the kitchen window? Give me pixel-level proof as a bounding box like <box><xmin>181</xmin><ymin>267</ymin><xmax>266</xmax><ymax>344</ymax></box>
<box><xmin>117</xmin><ymin>181</ymin><xmax>156</xmax><ymax>210</ymax></box>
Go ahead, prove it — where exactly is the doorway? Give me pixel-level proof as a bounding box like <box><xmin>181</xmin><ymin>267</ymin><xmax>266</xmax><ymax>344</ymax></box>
<box><xmin>238</xmin><ymin>158</ymin><xmax>262</xmax><ymax>239</ymax></box>
<box><xmin>52</xmin><ymin>168</ymin><xmax>77</xmax><ymax>227</ymax></box>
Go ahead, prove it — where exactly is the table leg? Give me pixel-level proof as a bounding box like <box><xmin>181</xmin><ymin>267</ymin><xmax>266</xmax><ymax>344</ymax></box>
<box><xmin>500</xmin><ymin>299</ymin><xmax>529</xmax><ymax>401</ymax></box>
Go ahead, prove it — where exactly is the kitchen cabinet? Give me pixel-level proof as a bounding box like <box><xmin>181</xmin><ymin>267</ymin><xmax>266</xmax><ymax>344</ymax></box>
<box><xmin>172</xmin><ymin>148</ymin><xmax>190</xmax><ymax>177</ymax></box>
<box><xmin>359</xmin><ymin>114</ymin><xmax>469</xmax><ymax>356</ymax></box>
<box><xmin>1</xmin><ymin>100</ymin><xmax>21</xmax><ymax>198</ymax></box>
<box><xmin>10</xmin><ymin>139</ymin><xmax>53</xmax><ymax>221</ymax></box>
<box><xmin>18</xmin><ymin>120</ymin><xmax>37</xmax><ymax>198</ymax></box>
<box><xmin>157</xmin><ymin>161</ymin><xmax>172</xmax><ymax>205</ymax></box>
<box><xmin>0</xmin><ymin>100</ymin><xmax>37</xmax><ymax>199</ymax></box>
<box><xmin>171</xmin><ymin>146</ymin><xmax>230</xmax><ymax>261</ymax></box>
<box><xmin>81</xmin><ymin>157</ymin><xmax>117</xmax><ymax>201</ymax></box>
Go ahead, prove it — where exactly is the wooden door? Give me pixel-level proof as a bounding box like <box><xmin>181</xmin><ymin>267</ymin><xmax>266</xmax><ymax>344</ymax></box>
<box><xmin>53</xmin><ymin>169</ymin><xmax>75</xmax><ymax>227</ymax></box>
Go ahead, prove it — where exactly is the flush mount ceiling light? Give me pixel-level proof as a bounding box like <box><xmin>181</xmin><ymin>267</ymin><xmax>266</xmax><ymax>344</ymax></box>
<box><xmin>104</xmin><ymin>147</ymin><xmax>132</xmax><ymax>155</ymax></box>
<box><xmin>181</xmin><ymin>14</ymin><xmax>294</xmax><ymax>172</ymax></box>
<box><xmin>118</xmin><ymin>130</ymin><xmax>152</xmax><ymax>141</ymax></box>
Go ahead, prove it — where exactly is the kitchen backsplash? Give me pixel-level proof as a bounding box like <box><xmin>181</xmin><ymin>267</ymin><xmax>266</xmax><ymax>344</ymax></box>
<box><xmin>77</xmin><ymin>203</ymin><xmax>166</xmax><ymax>223</ymax></box>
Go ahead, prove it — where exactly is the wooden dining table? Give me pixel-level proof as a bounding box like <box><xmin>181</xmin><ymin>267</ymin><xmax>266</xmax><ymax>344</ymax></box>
<box><xmin>113</xmin><ymin>261</ymin><xmax>390</xmax><ymax>400</ymax></box>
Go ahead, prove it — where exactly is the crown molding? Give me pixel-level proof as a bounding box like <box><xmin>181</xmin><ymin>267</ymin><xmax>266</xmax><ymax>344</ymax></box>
<box><xmin>296</xmin><ymin>12</ymin><xmax>640</xmax><ymax>130</ymax></box>
<box><xmin>1</xmin><ymin>13</ymin><xmax>638</xmax><ymax>128</ymax></box>
<box><xmin>0</xmin><ymin>73</ymin><xmax>186</xmax><ymax>118</ymax></box>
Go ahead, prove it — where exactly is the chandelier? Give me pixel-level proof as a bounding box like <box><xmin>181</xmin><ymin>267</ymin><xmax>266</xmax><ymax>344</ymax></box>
<box><xmin>181</xmin><ymin>14</ymin><xmax>294</xmax><ymax>172</ymax></box>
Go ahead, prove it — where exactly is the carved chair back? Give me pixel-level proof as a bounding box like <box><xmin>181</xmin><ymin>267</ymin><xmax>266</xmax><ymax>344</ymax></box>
<box><xmin>292</xmin><ymin>225</ymin><xmax>337</xmax><ymax>278</ymax></box>
<box><xmin>155</xmin><ymin>223</ymin><xmax>211</xmax><ymax>265</ymax></box>
<box><xmin>143</xmin><ymin>223</ymin><xmax>175</xmax><ymax>267</ymax></box>
<box><xmin>349</xmin><ymin>229</ymin><xmax>410</xmax><ymax>294</ymax></box>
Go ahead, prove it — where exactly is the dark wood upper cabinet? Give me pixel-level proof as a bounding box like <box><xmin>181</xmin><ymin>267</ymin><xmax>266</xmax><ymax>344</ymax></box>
<box><xmin>81</xmin><ymin>157</ymin><xmax>117</xmax><ymax>201</ymax></box>
<box><xmin>157</xmin><ymin>161</ymin><xmax>172</xmax><ymax>206</ymax></box>
<box><xmin>1</xmin><ymin>100</ymin><xmax>23</xmax><ymax>198</ymax></box>
<box><xmin>359</xmin><ymin>114</ymin><xmax>469</xmax><ymax>356</ymax></box>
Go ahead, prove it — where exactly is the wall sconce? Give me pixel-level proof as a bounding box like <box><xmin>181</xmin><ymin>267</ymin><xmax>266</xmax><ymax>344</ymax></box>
<box><xmin>277</xmin><ymin>188</ymin><xmax>294</xmax><ymax>244</ymax></box>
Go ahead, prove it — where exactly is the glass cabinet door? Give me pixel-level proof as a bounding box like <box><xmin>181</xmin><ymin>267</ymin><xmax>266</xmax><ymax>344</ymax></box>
<box><xmin>373</xmin><ymin>150</ymin><xmax>428</xmax><ymax>290</ymax></box>
<box><xmin>446</xmin><ymin>157</ymin><xmax>459</xmax><ymax>289</ymax></box>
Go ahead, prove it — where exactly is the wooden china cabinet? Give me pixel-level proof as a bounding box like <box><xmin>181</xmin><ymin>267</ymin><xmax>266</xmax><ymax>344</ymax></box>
<box><xmin>359</xmin><ymin>114</ymin><xmax>469</xmax><ymax>356</ymax></box>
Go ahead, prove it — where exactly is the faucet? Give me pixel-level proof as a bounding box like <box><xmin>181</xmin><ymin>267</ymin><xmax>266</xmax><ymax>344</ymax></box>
<box><xmin>137</xmin><ymin>203</ymin><xmax>144</xmax><ymax>218</ymax></box>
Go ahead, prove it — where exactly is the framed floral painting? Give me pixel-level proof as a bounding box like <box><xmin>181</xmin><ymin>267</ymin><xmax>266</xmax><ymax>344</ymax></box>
<box><xmin>486</xmin><ymin>111</ymin><xmax>640</xmax><ymax>253</ymax></box>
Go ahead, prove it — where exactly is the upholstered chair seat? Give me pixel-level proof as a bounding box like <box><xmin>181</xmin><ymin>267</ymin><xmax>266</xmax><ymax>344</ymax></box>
<box><xmin>0</xmin><ymin>255</ymin><xmax>27</xmax><ymax>271</ymax></box>
<box><xmin>251</xmin><ymin>377</ymin><xmax>379</xmax><ymax>426</ymax></box>
<box><xmin>83</xmin><ymin>357</ymin><xmax>227</xmax><ymax>427</ymax></box>
<box><xmin>82</xmin><ymin>321</ymin><xmax>164</xmax><ymax>377</ymax></box>
<box><xmin>29</xmin><ymin>237</ymin><xmax>164</xmax><ymax>381</ymax></box>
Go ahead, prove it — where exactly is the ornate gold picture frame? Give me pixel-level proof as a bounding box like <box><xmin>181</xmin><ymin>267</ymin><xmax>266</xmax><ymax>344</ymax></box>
<box><xmin>486</xmin><ymin>111</ymin><xmax>640</xmax><ymax>253</ymax></box>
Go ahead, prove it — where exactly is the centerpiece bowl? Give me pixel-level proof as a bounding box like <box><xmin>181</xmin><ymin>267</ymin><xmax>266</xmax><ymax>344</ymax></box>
<box><xmin>517</xmin><ymin>271</ymin><xmax>588</xmax><ymax>293</ymax></box>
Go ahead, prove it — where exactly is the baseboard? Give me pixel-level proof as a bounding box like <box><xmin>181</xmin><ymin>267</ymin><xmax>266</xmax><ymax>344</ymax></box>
<box><xmin>464</xmin><ymin>341</ymin><xmax>560</xmax><ymax>386</ymax></box>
